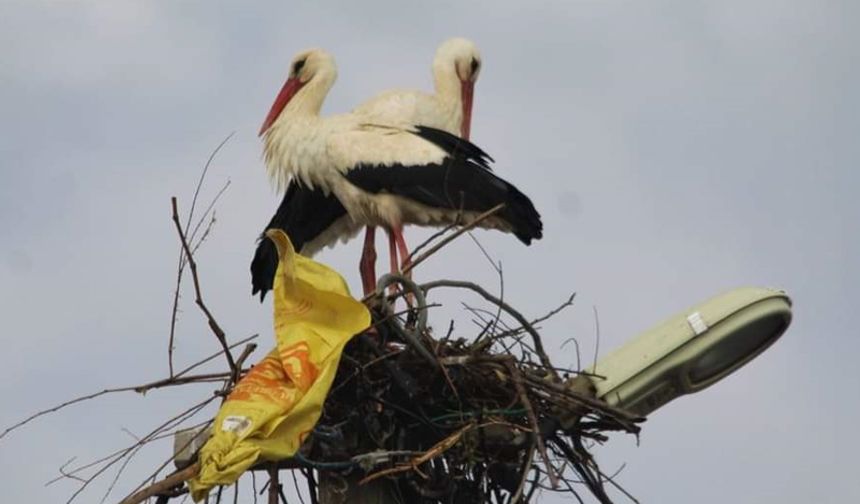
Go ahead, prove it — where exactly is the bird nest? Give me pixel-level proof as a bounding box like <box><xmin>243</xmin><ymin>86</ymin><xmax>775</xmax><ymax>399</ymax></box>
<box><xmin>4</xmin><ymin>191</ymin><xmax>645</xmax><ymax>504</ymax></box>
<box><xmin>292</xmin><ymin>274</ymin><xmax>644</xmax><ymax>504</ymax></box>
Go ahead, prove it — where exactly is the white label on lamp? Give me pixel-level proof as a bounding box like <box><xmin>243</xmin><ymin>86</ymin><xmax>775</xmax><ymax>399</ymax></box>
<box><xmin>687</xmin><ymin>312</ymin><xmax>708</xmax><ymax>335</ymax></box>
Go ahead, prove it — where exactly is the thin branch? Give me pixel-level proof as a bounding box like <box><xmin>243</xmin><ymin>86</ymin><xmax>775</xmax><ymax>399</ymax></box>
<box><xmin>0</xmin><ymin>389</ymin><xmax>114</xmax><ymax>442</ymax></box>
<box><xmin>187</xmin><ymin>132</ymin><xmax>235</xmax><ymax>236</ymax></box>
<box><xmin>267</xmin><ymin>467</ymin><xmax>279</xmax><ymax>504</ymax></box>
<box><xmin>189</xmin><ymin>179</ymin><xmax>232</xmax><ymax>250</ymax></box>
<box><xmin>68</xmin><ymin>396</ymin><xmax>215</xmax><ymax>503</ymax></box>
<box><xmin>120</xmin><ymin>406</ymin><xmax>218</xmax><ymax>502</ymax></box>
<box><xmin>592</xmin><ymin>306</ymin><xmax>600</xmax><ymax>373</ymax></box>
<box><xmin>406</xmin><ymin>222</ymin><xmax>459</xmax><ymax>260</ymax></box>
<box><xmin>2</xmin><ymin>333</ymin><xmax>256</xmax><ymax>443</ymax></box>
<box><xmin>46</xmin><ymin>419</ymin><xmax>210</xmax><ymax>487</ymax></box>
<box><xmin>534</xmin><ymin>292</ymin><xmax>578</xmax><ymax>327</ymax></box>
<box><xmin>595</xmin><ymin>463</ymin><xmax>639</xmax><ymax>504</ymax></box>
<box><xmin>174</xmin><ymin>334</ymin><xmax>258</xmax><ymax>381</ymax></box>
<box><xmin>509</xmin><ymin>444</ymin><xmax>536</xmax><ymax>504</ymax></box>
<box><xmin>168</xmin><ymin>133</ymin><xmax>234</xmax><ymax>377</ymax></box>
<box><xmin>291</xmin><ymin>469</ymin><xmax>306</xmax><ymax>504</ymax></box>
<box><xmin>117</xmin><ymin>463</ymin><xmax>199</xmax><ymax>504</ymax></box>
<box><xmin>506</xmin><ymin>360</ymin><xmax>559</xmax><ymax>489</ymax></box>
<box><xmin>58</xmin><ymin>458</ymin><xmax>86</xmax><ymax>484</ymax></box>
<box><xmin>561</xmin><ymin>336</ymin><xmax>582</xmax><ymax>372</ymax></box>
<box><xmin>171</xmin><ymin>197</ymin><xmax>237</xmax><ymax>377</ymax></box>
<box><xmin>167</xmin><ymin>131</ymin><xmax>236</xmax><ymax>376</ymax></box>
<box><xmin>420</xmin><ymin>279</ymin><xmax>555</xmax><ymax>374</ymax></box>
<box><xmin>401</xmin><ymin>203</ymin><xmax>505</xmax><ymax>276</ymax></box>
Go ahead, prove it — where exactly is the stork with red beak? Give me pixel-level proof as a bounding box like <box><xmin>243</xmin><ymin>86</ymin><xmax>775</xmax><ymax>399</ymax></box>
<box><xmin>354</xmin><ymin>37</ymin><xmax>480</xmax><ymax>139</ymax></box>
<box><xmin>251</xmin><ymin>47</ymin><xmax>541</xmax><ymax>300</ymax></box>
<box><xmin>349</xmin><ymin>38</ymin><xmax>481</xmax><ymax>292</ymax></box>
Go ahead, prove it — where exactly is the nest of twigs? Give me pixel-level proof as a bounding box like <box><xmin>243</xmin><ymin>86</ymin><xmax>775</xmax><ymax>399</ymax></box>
<box><xmin>293</xmin><ymin>274</ymin><xmax>644</xmax><ymax>504</ymax></box>
<box><xmin>4</xmin><ymin>175</ymin><xmax>646</xmax><ymax>504</ymax></box>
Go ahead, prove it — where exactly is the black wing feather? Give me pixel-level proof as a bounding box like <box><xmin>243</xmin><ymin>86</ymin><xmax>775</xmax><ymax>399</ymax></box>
<box><xmin>344</xmin><ymin>126</ymin><xmax>542</xmax><ymax>245</ymax></box>
<box><xmin>250</xmin><ymin>181</ymin><xmax>347</xmax><ymax>302</ymax></box>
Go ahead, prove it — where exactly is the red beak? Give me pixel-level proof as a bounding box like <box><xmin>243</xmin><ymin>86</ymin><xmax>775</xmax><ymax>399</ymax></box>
<box><xmin>259</xmin><ymin>77</ymin><xmax>304</xmax><ymax>136</ymax></box>
<box><xmin>460</xmin><ymin>79</ymin><xmax>474</xmax><ymax>140</ymax></box>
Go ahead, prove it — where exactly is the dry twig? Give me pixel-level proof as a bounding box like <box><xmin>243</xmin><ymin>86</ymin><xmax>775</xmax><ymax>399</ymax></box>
<box><xmin>171</xmin><ymin>197</ymin><xmax>237</xmax><ymax>378</ymax></box>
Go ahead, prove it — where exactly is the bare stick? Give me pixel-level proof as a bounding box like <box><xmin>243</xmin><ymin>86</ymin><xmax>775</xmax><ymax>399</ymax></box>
<box><xmin>509</xmin><ymin>444</ymin><xmax>536</xmax><ymax>504</ymax></box>
<box><xmin>401</xmin><ymin>203</ymin><xmax>504</xmax><ymax>276</ymax></box>
<box><xmin>594</xmin><ymin>463</ymin><xmax>640</xmax><ymax>504</ymax></box>
<box><xmin>405</xmin><ymin>222</ymin><xmax>458</xmax><ymax>260</ymax></box>
<box><xmin>187</xmin><ymin>133</ymin><xmax>235</xmax><ymax>237</ymax></box>
<box><xmin>168</xmin><ymin>133</ymin><xmax>234</xmax><ymax>376</ymax></box>
<box><xmin>168</xmin><ymin>247</ymin><xmax>185</xmax><ymax>378</ymax></box>
<box><xmin>360</xmin><ymin>422</ymin><xmax>476</xmax><ymax>485</ymax></box>
<box><xmin>506</xmin><ymin>360</ymin><xmax>559</xmax><ymax>489</ymax></box>
<box><xmin>46</xmin><ymin>420</ymin><xmax>210</xmax><ymax>486</ymax></box>
<box><xmin>523</xmin><ymin>375</ymin><xmax>642</xmax><ymax>428</ymax></box>
<box><xmin>290</xmin><ymin>469</ymin><xmax>306</xmax><ymax>504</ymax></box>
<box><xmin>117</xmin><ymin>463</ymin><xmax>199</xmax><ymax>504</ymax></box>
<box><xmin>267</xmin><ymin>467</ymin><xmax>279</xmax><ymax>504</ymax></box>
<box><xmin>3</xmin><ymin>334</ymin><xmax>256</xmax><ymax>444</ymax></box>
<box><xmin>1</xmin><ymin>389</ymin><xmax>114</xmax><ymax>442</ymax></box>
<box><xmin>420</xmin><ymin>279</ymin><xmax>555</xmax><ymax>374</ymax></box>
<box><xmin>534</xmin><ymin>292</ymin><xmax>577</xmax><ymax>327</ymax></box>
<box><xmin>592</xmin><ymin>305</ymin><xmax>601</xmax><ymax>373</ymax></box>
<box><xmin>68</xmin><ymin>396</ymin><xmax>215</xmax><ymax>503</ymax></box>
<box><xmin>171</xmin><ymin>197</ymin><xmax>237</xmax><ymax>377</ymax></box>
<box><xmin>58</xmin><ymin>458</ymin><xmax>85</xmax><ymax>484</ymax></box>
<box><xmin>119</xmin><ymin>407</ymin><xmax>218</xmax><ymax>501</ymax></box>
<box><xmin>188</xmin><ymin>180</ymin><xmax>231</xmax><ymax>250</ymax></box>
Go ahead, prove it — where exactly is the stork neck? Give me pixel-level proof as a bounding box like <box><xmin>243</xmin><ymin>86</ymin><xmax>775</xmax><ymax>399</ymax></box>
<box><xmin>285</xmin><ymin>77</ymin><xmax>332</xmax><ymax>117</ymax></box>
<box><xmin>432</xmin><ymin>63</ymin><xmax>462</xmax><ymax>106</ymax></box>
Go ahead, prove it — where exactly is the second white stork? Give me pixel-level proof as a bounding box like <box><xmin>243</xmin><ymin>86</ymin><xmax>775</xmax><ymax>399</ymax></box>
<box><xmin>348</xmin><ymin>37</ymin><xmax>482</xmax><ymax>293</ymax></box>
<box><xmin>252</xmin><ymin>48</ymin><xmax>541</xmax><ymax>299</ymax></box>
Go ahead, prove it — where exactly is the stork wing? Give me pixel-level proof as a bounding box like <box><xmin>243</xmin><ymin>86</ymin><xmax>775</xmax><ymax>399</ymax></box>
<box><xmin>352</xmin><ymin>90</ymin><xmax>422</xmax><ymax>123</ymax></box>
<box><xmin>250</xmin><ymin>180</ymin><xmax>349</xmax><ymax>301</ymax></box>
<box><xmin>352</xmin><ymin>90</ymin><xmax>457</xmax><ymax>134</ymax></box>
<box><xmin>331</xmin><ymin>125</ymin><xmax>543</xmax><ymax>245</ymax></box>
<box><xmin>326</xmin><ymin>123</ymin><xmax>450</xmax><ymax>173</ymax></box>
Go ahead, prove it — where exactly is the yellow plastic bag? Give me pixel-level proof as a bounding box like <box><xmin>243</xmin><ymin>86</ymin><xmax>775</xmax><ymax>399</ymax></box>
<box><xmin>189</xmin><ymin>230</ymin><xmax>370</xmax><ymax>501</ymax></box>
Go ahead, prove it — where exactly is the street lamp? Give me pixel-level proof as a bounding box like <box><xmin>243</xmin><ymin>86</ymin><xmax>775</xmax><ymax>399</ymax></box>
<box><xmin>587</xmin><ymin>287</ymin><xmax>792</xmax><ymax>416</ymax></box>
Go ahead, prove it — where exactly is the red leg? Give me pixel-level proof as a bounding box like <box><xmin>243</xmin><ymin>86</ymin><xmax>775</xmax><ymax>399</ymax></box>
<box><xmin>388</xmin><ymin>229</ymin><xmax>399</xmax><ymax>276</ymax></box>
<box><xmin>392</xmin><ymin>226</ymin><xmax>411</xmax><ymax>274</ymax></box>
<box><xmin>359</xmin><ymin>226</ymin><xmax>377</xmax><ymax>295</ymax></box>
<box><xmin>391</xmin><ymin>225</ymin><xmax>414</xmax><ymax>306</ymax></box>
<box><xmin>386</xmin><ymin>229</ymin><xmax>399</xmax><ymax>296</ymax></box>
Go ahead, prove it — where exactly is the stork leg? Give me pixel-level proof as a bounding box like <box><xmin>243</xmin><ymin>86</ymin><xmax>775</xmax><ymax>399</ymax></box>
<box><xmin>387</xmin><ymin>228</ymin><xmax>399</xmax><ymax>296</ymax></box>
<box><xmin>359</xmin><ymin>226</ymin><xmax>377</xmax><ymax>295</ymax></box>
<box><xmin>392</xmin><ymin>225</ymin><xmax>412</xmax><ymax>276</ymax></box>
<box><xmin>387</xmin><ymin>225</ymin><xmax>414</xmax><ymax>306</ymax></box>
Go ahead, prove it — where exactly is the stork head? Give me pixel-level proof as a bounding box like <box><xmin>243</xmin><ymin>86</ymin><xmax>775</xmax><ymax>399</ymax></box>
<box><xmin>259</xmin><ymin>48</ymin><xmax>337</xmax><ymax>136</ymax></box>
<box><xmin>432</xmin><ymin>37</ymin><xmax>481</xmax><ymax>139</ymax></box>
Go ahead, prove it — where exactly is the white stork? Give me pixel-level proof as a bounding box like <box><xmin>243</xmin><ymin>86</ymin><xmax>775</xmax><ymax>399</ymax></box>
<box><xmin>348</xmin><ymin>37</ymin><xmax>481</xmax><ymax>292</ymax></box>
<box><xmin>251</xmin><ymin>47</ymin><xmax>541</xmax><ymax>300</ymax></box>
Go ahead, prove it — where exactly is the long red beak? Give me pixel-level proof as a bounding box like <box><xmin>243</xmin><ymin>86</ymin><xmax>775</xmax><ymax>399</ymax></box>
<box><xmin>259</xmin><ymin>77</ymin><xmax>304</xmax><ymax>136</ymax></box>
<box><xmin>460</xmin><ymin>79</ymin><xmax>474</xmax><ymax>140</ymax></box>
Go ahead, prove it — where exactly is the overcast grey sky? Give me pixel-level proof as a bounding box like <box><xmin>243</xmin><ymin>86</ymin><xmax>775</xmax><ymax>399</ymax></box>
<box><xmin>1</xmin><ymin>1</ymin><xmax>857</xmax><ymax>502</ymax></box>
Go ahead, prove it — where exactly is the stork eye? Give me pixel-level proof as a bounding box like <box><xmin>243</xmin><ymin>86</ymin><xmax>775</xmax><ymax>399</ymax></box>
<box><xmin>470</xmin><ymin>58</ymin><xmax>480</xmax><ymax>74</ymax></box>
<box><xmin>292</xmin><ymin>59</ymin><xmax>306</xmax><ymax>76</ymax></box>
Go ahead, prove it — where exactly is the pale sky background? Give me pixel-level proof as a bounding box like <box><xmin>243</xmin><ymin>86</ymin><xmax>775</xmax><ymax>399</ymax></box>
<box><xmin>1</xmin><ymin>1</ymin><xmax>858</xmax><ymax>503</ymax></box>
